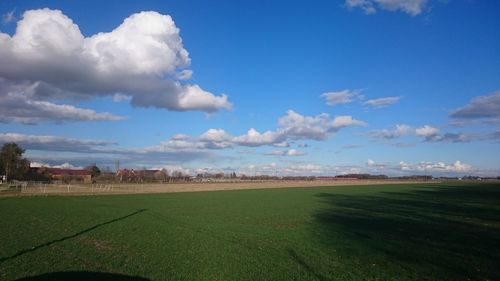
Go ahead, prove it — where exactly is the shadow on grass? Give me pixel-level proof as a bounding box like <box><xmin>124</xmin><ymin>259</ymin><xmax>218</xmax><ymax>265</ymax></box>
<box><xmin>14</xmin><ymin>271</ymin><xmax>149</xmax><ymax>281</ymax></box>
<box><xmin>0</xmin><ymin>209</ymin><xmax>147</xmax><ymax>265</ymax></box>
<box><xmin>314</xmin><ymin>183</ymin><xmax>500</xmax><ymax>280</ymax></box>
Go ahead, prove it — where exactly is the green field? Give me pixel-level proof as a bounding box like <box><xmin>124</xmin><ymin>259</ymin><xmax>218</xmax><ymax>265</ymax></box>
<box><xmin>0</xmin><ymin>183</ymin><xmax>499</xmax><ymax>281</ymax></box>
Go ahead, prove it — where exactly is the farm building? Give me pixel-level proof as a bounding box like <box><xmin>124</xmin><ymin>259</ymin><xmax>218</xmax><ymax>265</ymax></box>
<box><xmin>31</xmin><ymin>167</ymin><xmax>92</xmax><ymax>183</ymax></box>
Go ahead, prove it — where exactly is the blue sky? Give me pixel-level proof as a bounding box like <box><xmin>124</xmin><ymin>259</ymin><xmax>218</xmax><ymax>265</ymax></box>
<box><xmin>1</xmin><ymin>0</ymin><xmax>499</xmax><ymax>176</ymax></box>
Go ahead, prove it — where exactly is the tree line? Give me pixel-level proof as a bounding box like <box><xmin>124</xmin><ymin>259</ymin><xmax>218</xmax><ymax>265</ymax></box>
<box><xmin>0</xmin><ymin>142</ymin><xmax>189</xmax><ymax>184</ymax></box>
<box><xmin>0</xmin><ymin>142</ymin><xmax>31</xmax><ymax>182</ymax></box>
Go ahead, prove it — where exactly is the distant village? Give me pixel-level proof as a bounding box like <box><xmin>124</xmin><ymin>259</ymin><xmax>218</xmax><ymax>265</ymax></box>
<box><xmin>10</xmin><ymin>165</ymin><xmax>494</xmax><ymax>185</ymax></box>
<box><xmin>1</xmin><ymin>142</ymin><xmax>497</xmax><ymax>185</ymax></box>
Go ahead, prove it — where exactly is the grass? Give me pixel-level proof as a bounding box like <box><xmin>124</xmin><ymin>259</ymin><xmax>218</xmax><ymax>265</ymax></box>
<box><xmin>0</xmin><ymin>182</ymin><xmax>499</xmax><ymax>280</ymax></box>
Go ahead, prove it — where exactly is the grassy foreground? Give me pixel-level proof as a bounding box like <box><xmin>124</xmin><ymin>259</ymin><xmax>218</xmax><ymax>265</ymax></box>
<box><xmin>0</xmin><ymin>183</ymin><xmax>499</xmax><ymax>281</ymax></box>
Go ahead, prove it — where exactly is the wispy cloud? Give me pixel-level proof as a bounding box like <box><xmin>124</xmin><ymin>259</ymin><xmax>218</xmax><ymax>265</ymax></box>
<box><xmin>30</xmin><ymin>161</ymin><xmax>83</xmax><ymax>169</ymax></box>
<box><xmin>368</xmin><ymin>123</ymin><xmax>500</xmax><ymax>144</ymax></box>
<box><xmin>405</xmin><ymin>160</ymin><xmax>474</xmax><ymax>174</ymax></box>
<box><xmin>112</xmin><ymin>94</ymin><xmax>132</xmax><ymax>103</ymax></box>
<box><xmin>364</xmin><ymin>96</ymin><xmax>401</xmax><ymax>108</ymax></box>
<box><xmin>0</xmin><ymin>85</ymin><xmax>125</xmax><ymax>124</ymax></box>
<box><xmin>321</xmin><ymin>90</ymin><xmax>400</xmax><ymax>109</ymax></box>
<box><xmin>265</xmin><ymin>149</ymin><xmax>306</xmax><ymax>156</ymax></box>
<box><xmin>2</xmin><ymin>9</ymin><xmax>15</xmax><ymax>24</ymax></box>
<box><xmin>0</xmin><ymin>133</ymin><xmax>116</xmax><ymax>152</ymax></box>
<box><xmin>450</xmin><ymin>91</ymin><xmax>500</xmax><ymax>121</ymax></box>
<box><xmin>238</xmin><ymin>159</ymin><xmax>477</xmax><ymax>177</ymax></box>
<box><xmin>342</xmin><ymin>144</ymin><xmax>363</xmax><ymax>149</ymax></box>
<box><xmin>415</xmin><ymin>125</ymin><xmax>440</xmax><ymax>139</ymax></box>
<box><xmin>321</xmin><ymin>89</ymin><xmax>362</xmax><ymax>106</ymax></box>
<box><xmin>345</xmin><ymin>0</ymin><xmax>428</xmax><ymax>16</ymax></box>
<box><xmin>369</xmin><ymin>124</ymin><xmax>413</xmax><ymax>139</ymax></box>
<box><xmin>366</xmin><ymin>159</ymin><xmax>386</xmax><ymax>168</ymax></box>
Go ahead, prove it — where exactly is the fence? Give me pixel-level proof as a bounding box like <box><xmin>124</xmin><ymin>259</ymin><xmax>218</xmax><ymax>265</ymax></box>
<box><xmin>1</xmin><ymin>182</ymin><xmax>154</xmax><ymax>195</ymax></box>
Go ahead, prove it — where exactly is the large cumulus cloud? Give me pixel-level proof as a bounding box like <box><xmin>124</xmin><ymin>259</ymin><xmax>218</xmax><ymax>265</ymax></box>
<box><xmin>0</xmin><ymin>8</ymin><xmax>231</xmax><ymax>123</ymax></box>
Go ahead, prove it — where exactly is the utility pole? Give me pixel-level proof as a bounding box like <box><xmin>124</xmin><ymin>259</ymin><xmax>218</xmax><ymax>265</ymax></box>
<box><xmin>5</xmin><ymin>161</ymin><xmax>8</xmax><ymax>183</ymax></box>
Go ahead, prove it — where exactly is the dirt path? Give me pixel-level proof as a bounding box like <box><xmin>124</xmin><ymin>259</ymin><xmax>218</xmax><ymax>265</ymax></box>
<box><xmin>0</xmin><ymin>179</ymin><xmax>433</xmax><ymax>197</ymax></box>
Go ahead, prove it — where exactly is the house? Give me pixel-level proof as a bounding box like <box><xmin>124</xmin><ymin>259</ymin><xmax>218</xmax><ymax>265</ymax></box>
<box><xmin>33</xmin><ymin>167</ymin><xmax>92</xmax><ymax>183</ymax></box>
<box><xmin>116</xmin><ymin>169</ymin><xmax>138</xmax><ymax>183</ymax></box>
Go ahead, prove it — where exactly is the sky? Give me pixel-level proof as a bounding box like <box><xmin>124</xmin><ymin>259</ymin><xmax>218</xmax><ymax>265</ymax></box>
<box><xmin>0</xmin><ymin>0</ymin><xmax>499</xmax><ymax>177</ymax></box>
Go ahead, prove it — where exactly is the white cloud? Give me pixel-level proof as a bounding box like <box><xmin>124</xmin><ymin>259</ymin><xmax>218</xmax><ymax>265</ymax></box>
<box><xmin>126</xmin><ymin>110</ymin><xmax>366</xmax><ymax>153</ymax></box>
<box><xmin>134</xmin><ymin>109</ymin><xmax>364</xmax><ymax>153</ymax></box>
<box><xmin>0</xmin><ymin>9</ymin><xmax>231</xmax><ymax>123</ymax></box>
<box><xmin>399</xmin><ymin>161</ymin><xmax>412</xmax><ymax>171</ymax></box>
<box><xmin>266</xmin><ymin>149</ymin><xmax>305</xmax><ymax>156</ymax></box>
<box><xmin>148</xmin><ymin>139</ymin><xmax>203</xmax><ymax>151</ymax></box>
<box><xmin>286</xmin><ymin>149</ymin><xmax>305</xmax><ymax>156</ymax></box>
<box><xmin>278</xmin><ymin>110</ymin><xmax>366</xmax><ymax>141</ymax></box>
<box><xmin>278</xmin><ymin>110</ymin><xmax>332</xmax><ymax>140</ymax></box>
<box><xmin>366</xmin><ymin>159</ymin><xmax>386</xmax><ymax>168</ymax></box>
<box><xmin>371</xmin><ymin>123</ymin><xmax>495</xmax><ymax>143</ymax></box>
<box><xmin>171</xmin><ymin>134</ymin><xmax>191</xmax><ymax>140</ymax></box>
<box><xmin>112</xmin><ymin>93</ymin><xmax>132</xmax><ymax>103</ymax></box>
<box><xmin>15</xmin><ymin>131</ymin><xmax>480</xmax><ymax>176</ymax></box>
<box><xmin>227</xmin><ymin>111</ymin><xmax>366</xmax><ymax>146</ymax></box>
<box><xmin>331</xmin><ymin>115</ymin><xmax>367</xmax><ymax>130</ymax></box>
<box><xmin>273</xmin><ymin>141</ymin><xmax>290</xmax><ymax>148</ymax></box>
<box><xmin>200</xmin><ymin>129</ymin><xmax>232</xmax><ymax>143</ymax></box>
<box><xmin>415</xmin><ymin>125</ymin><xmax>440</xmax><ymax>138</ymax></box>
<box><xmin>156</xmin><ymin>165</ymin><xmax>192</xmax><ymax>176</ymax></box>
<box><xmin>30</xmin><ymin>161</ymin><xmax>83</xmax><ymax>169</ymax></box>
<box><xmin>417</xmin><ymin>160</ymin><xmax>473</xmax><ymax>173</ymax></box>
<box><xmin>233</xmin><ymin>128</ymin><xmax>283</xmax><ymax>147</ymax></box>
<box><xmin>321</xmin><ymin>90</ymin><xmax>400</xmax><ymax>109</ymax></box>
<box><xmin>396</xmin><ymin>160</ymin><xmax>474</xmax><ymax>174</ymax></box>
<box><xmin>321</xmin><ymin>89</ymin><xmax>362</xmax><ymax>106</ymax></box>
<box><xmin>199</xmin><ymin>129</ymin><xmax>233</xmax><ymax>149</ymax></box>
<box><xmin>176</xmin><ymin>69</ymin><xmax>193</xmax><ymax>80</ymax></box>
<box><xmin>346</xmin><ymin>0</ymin><xmax>377</xmax><ymax>14</ymax></box>
<box><xmin>237</xmin><ymin>159</ymin><xmax>476</xmax><ymax>177</ymax></box>
<box><xmin>144</xmin><ymin>110</ymin><xmax>365</xmax><ymax>151</ymax></box>
<box><xmin>346</xmin><ymin>0</ymin><xmax>428</xmax><ymax>16</ymax></box>
<box><xmin>364</xmin><ymin>96</ymin><xmax>401</xmax><ymax>108</ymax></box>
<box><xmin>283</xmin><ymin>163</ymin><xmax>324</xmax><ymax>174</ymax></box>
<box><xmin>364</xmin><ymin>159</ymin><xmax>476</xmax><ymax>176</ymax></box>
<box><xmin>176</xmin><ymin>84</ymin><xmax>232</xmax><ymax>112</ymax></box>
<box><xmin>146</xmin><ymin>127</ymin><xmax>283</xmax><ymax>151</ymax></box>
<box><xmin>239</xmin><ymin>162</ymin><xmax>326</xmax><ymax>176</ymax></box>
<box><xmin>369</xmin><ymin>124</ymin><xmax>413</xmax><ymax>139</ymax></box>
<box><xmin>393</xmin><ymin>124</ymin><xmax>413</xmax><ymax>136</ymax></box>
<box><xmin>2</xmin><ymin>106</ymin><xmax>367</xmax><ymax>168</ymax></box>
